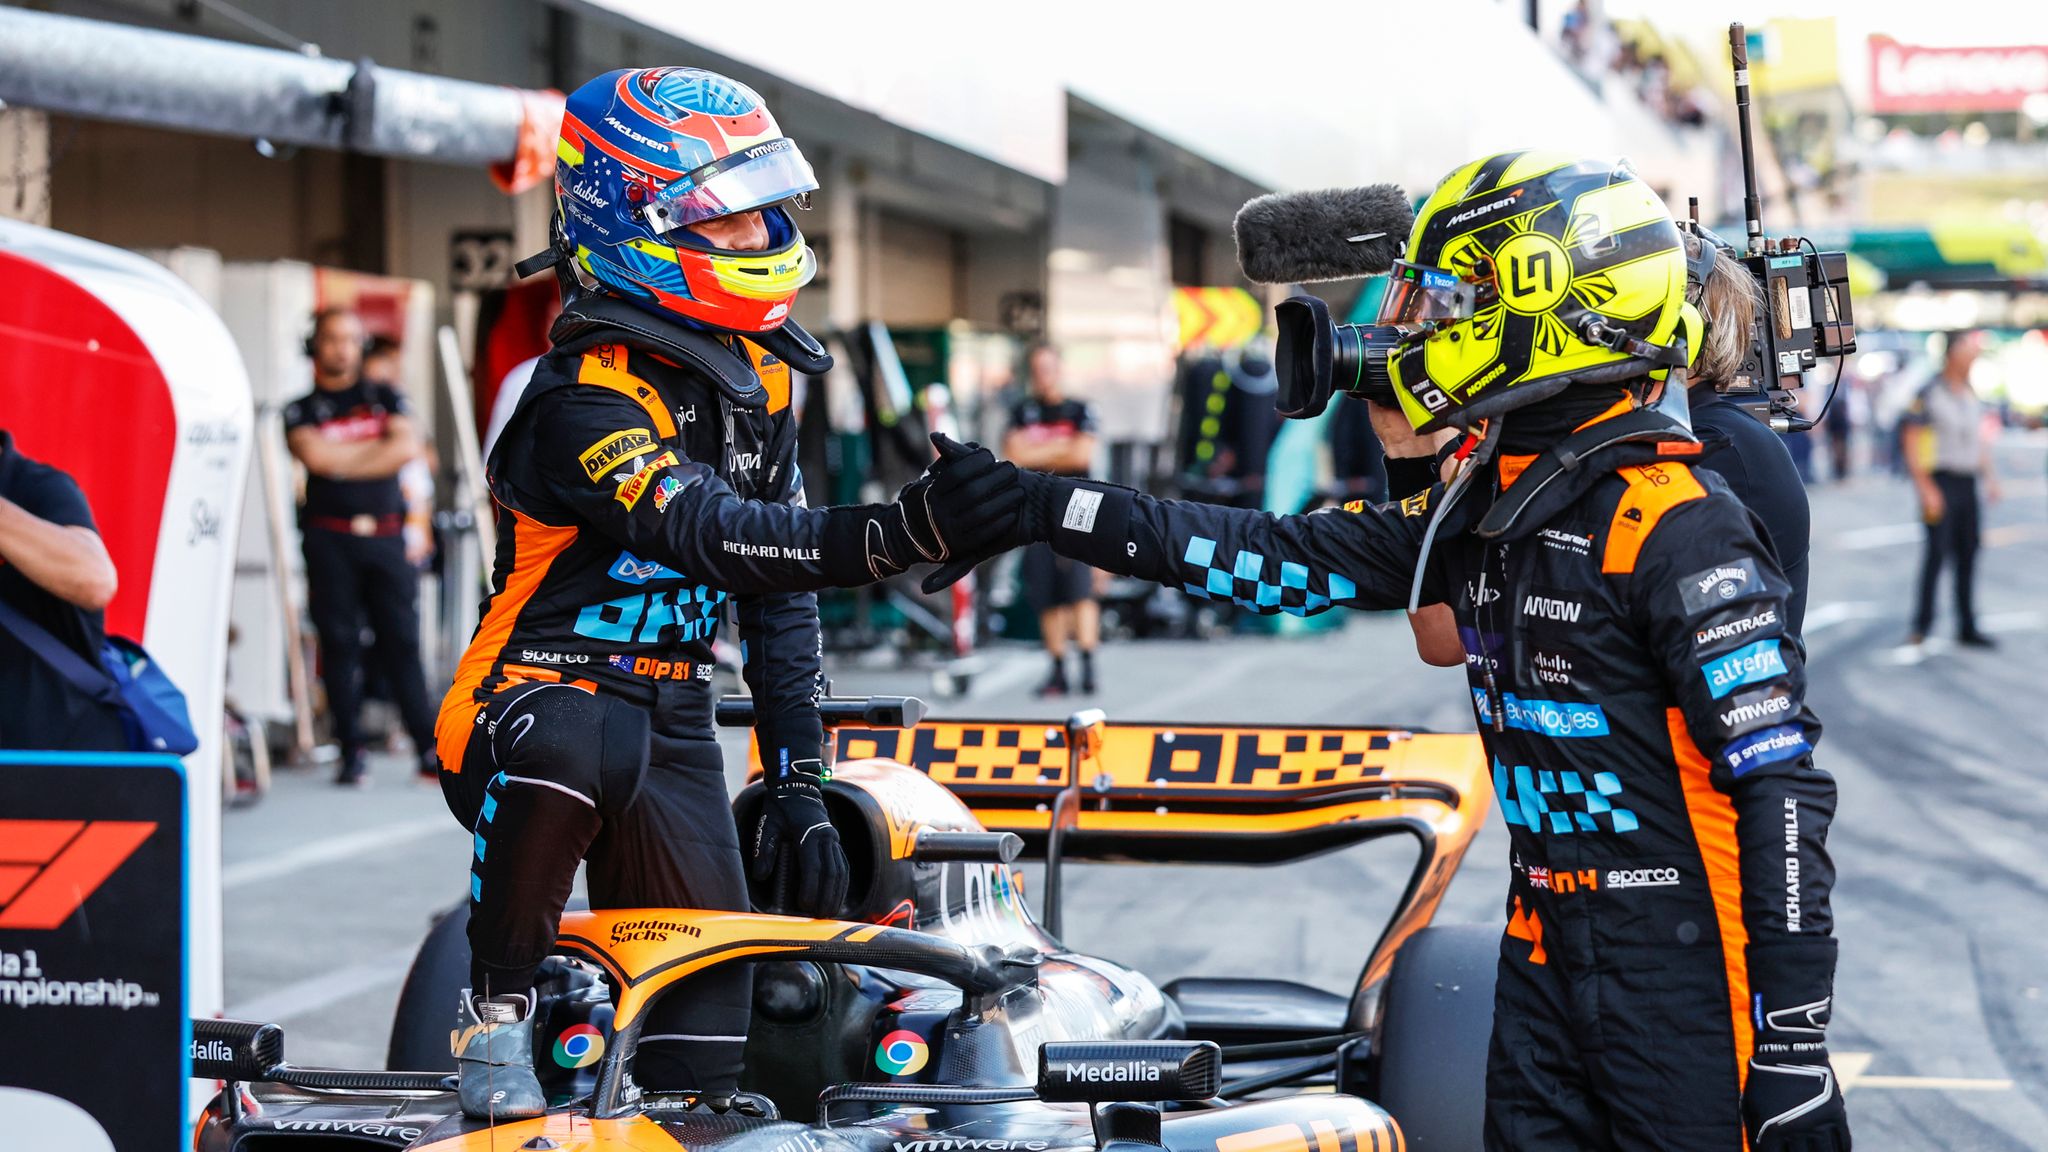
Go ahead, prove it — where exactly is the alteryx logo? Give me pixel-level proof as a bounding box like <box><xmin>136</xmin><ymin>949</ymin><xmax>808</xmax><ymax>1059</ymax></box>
<box><xmin>1700</xmin><ymin>639</ymin><xmax>1786</xmax><ymax>699</ymax></box>
<box><xmin>610</xmin><ymin>551</ymin><xmax>681</xmax><ymax>584</ymax></box>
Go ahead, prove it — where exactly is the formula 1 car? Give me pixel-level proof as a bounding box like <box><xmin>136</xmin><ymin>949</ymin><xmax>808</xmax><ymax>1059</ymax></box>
<box><xmin>193</xmin><ymin>697</ymin><xmax>1499</xmax><ymax>1151</ymax></box>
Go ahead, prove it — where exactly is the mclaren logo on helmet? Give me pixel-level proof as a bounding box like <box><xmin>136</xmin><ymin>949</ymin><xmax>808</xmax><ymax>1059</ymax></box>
<box><xmin>1445</xmin><ymin>189</ymin><xmax>1525</xmax><ymax>229</ymax></box>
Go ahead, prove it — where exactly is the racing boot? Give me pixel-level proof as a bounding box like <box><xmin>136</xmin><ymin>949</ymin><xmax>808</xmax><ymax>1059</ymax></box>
<box><xmin>453</xmin><ymin>989</ymin><xmax>547</xmax><ymax>1120</ymax></box>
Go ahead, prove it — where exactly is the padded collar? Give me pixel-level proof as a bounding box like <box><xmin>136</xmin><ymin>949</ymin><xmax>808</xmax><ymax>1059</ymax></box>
<box><xmin>549</xmin><ymin>292</ymin><xmax>832</xmax><ymax>409</ymax></box>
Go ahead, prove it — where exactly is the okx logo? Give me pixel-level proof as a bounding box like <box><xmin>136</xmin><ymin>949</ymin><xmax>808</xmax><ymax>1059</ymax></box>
<box><xmin>0</xmin><ymin>820</ymin><xmax>156</xmax><ymax>929</ymax></box>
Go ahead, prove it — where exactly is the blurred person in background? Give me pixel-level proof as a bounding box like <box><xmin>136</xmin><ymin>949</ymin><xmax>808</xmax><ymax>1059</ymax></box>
<box><xmin>1904</xmin><ymin>329</ymin><xmax>2001</xmax><ymax>648</ymax></box>
<box><xmin>0</xmin><ymin>430</ymin><xmax>124</xmax><ymax>750</ymax></box>
<box><xmin>361</xmin><ymin>335</ymin><xmax>438</xmax><ymax>569</ymax></box>
<box><xmin>284</xmin><ymin>306</ymin><xmax>439</xmax><ymax>786</ymax></box>
<box><xmin>1003</xmin><ymin>341</ymin><xmax>1101</xmax><ymax>696</ymax></box>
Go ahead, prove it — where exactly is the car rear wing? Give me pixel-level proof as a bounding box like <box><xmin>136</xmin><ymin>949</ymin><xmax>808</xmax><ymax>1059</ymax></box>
<box><xmin>748</xmin><ymin>708</ymin><xmax>1490</xmax><ymax>1001</ymax></box>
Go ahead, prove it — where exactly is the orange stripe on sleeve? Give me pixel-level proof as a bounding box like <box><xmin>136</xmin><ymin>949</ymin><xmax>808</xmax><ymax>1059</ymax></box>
<box><xmin>1668</xmin><ymin>707</ymin><xmax>1754</xmax><ymax>1090</ymax></box>
<box><xmin>1601</xmin><ymin>461</ymin><xmax>1707</xmax><ymax>575</ymax></box>
<box><xmin>578</xmin><ymin>344</ymin><xmax>678</xmax><ymax>437</ymax></box>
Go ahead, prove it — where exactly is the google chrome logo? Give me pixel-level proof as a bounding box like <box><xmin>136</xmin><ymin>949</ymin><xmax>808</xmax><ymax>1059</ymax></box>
<box><xmin>553</xmin><ymin>1023</ymin><xmax>606</xmax><ymax>1069</ymax></box>
<box><xmin>875</xmin><ymin>1029</ymin><xmax>929</xmax><ymax>1076</ymax></box>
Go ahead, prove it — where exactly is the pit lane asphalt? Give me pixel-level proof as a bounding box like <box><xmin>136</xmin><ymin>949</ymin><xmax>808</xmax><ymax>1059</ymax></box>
<box><xmin>223</xmin><ymin>432</ymin><xmax>2048</xmax><ymax>1149</ymax></box>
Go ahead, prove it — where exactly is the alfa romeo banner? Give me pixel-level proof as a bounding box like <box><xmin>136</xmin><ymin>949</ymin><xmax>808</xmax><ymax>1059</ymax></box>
<box><xmin>0</xmin><ymin>753</ymin><xmax>187</xmax><ymax>1150</ymax></box>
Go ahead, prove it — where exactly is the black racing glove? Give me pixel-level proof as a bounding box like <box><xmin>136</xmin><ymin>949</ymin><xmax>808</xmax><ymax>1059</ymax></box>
<box><xmin>748</xmin><ymin>732</ymin><xmax>848</xmax><ymax>918</ymax></box>
<box><xmin>1744</xmin><ymin>939</ymin><xmax>1851</xmax><ymax>1152</ymax></box>
<box><xmin>902</xmin><ymin>434</ymin><xmax>1032</xmax><ymax>592</ymax></box>
<box><xmin>819</xmin><ymin>436</ymin><xmax>1024</xmax><ymax>588</ymax></box>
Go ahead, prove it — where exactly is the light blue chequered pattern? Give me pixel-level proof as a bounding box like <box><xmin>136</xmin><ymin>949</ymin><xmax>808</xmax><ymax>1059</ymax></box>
<box><xmin>1494</xmin><ymin>759</ymin><xmax>1640</xmax><ymax>834</ymax></box>
<box><xmin>1178</xmin><ymin>535</ymin><xmax>1359</xmax><ymax>617</ymax></box>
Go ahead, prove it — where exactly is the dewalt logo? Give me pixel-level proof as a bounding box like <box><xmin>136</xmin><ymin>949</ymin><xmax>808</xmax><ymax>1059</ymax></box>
<box><xmin>0</xmin><ymin>820</ymin><xmax>157</xmax><ymax>930</ymax></box>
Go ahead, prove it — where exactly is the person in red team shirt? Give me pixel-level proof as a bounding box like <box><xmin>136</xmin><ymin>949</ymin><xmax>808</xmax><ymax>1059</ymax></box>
<box><xmin>1002</xmin><ymin>342</ymin><xmax>1102</xmax><ymax>696</ymax></box>
<box><xmin>284</xmin><ymin>307</ymin><xmax>438</xmax><ymax>786</ymax></box>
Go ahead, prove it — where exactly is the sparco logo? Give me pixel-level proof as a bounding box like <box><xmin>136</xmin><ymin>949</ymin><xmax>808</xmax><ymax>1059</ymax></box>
<box><xmin>1522</xmin><ymin>594</ymin><xmax>1581</xmax><ymax>622</ymax></box>
<box><xmin>1605</xmin><ymin>867</ymin><xmax>1680</xmax><ymax>889</ymax></box>
<box><xmin>263</xmin><ymin>1120</ymin><xmax>425</xmax><ymax>1138</ymax></box>
<box><xmin>1696</xmin><ymin>608</ymin><xmax>1777</xmax><ymax>648</ymax></box>
<box><xmin>897</xmin><ymin>1131</ymin><xmax>1056</xmax><ymax>1139</ymax></box>
<box><xmin>1060</xmin><ymin>1060</ymin><xmax>1162</xmax><ymax>1084</ymax></box>
<box><xmin>1446</xmin><ymin>189</ymin><xmax>1523</xmax><ymax>228</ymax></box>
<box><xmin>894</xmin><ymin>1142</ymin><xmax>1050</xmax><ymax>1152</ymax></box>
<box><xmin>519</xmin><ymin>650</ymin><xmax>588</xmax><ymax>664</ymax></box>
<box><xmin>1719</xmin><ymin>695</ymin><xmax>1793</xmax><ymax>727</ymax></box>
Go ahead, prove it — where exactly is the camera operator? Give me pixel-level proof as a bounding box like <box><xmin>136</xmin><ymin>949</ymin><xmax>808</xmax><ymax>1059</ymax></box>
<box><xmin>1681</xmin><ymin>233</ymin><xmax>1811</xmax><ymax>635</ymax></box>
<box><xmin>1392</xmin><ymin>229</ymin><xmax>1813</xmax><ymax>669</ymax></box>
<box><xmin>926</xmin><ymin>154</ymin><xmax>1847</xmax><ymax>1152</ymax></box>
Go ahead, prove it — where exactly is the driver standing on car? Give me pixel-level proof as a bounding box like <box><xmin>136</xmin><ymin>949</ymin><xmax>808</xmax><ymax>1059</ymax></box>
<box><xmin>925</xmin><ymin>154</ymin><xmax>1847</xmax><ymax>1152</ymax></box>
<box><xmin>434</xmin><ymin>67</ymin><xmax>1018</xmax><ymax>1119</ymax></box>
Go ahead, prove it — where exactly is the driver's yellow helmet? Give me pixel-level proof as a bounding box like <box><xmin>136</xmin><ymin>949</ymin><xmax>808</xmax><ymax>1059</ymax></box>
<box><xmin>1384</xmin><ymin>151</ymin><xmax>1693</xmax><ymax>431</ymax></box>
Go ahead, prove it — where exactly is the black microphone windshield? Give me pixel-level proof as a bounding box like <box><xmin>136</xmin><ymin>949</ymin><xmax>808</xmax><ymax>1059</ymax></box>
<box><xmin>1234</xmin><ymin>184</ymin><xmax>1414</xmax><ymax>284</ymax></box>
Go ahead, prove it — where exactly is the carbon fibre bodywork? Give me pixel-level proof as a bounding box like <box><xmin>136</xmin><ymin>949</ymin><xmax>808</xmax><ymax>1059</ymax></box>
<box><xmin>196</xmin><ymin>716</ymin><xmax>1487</xmax><ymax>1151</ymax></box>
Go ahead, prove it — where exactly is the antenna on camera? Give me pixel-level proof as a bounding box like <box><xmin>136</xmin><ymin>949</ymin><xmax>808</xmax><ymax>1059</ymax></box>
<box><xmin>1729</xmin><ymin>23</ymin><xmax>1767</xmax><ymax>257</ymax></box>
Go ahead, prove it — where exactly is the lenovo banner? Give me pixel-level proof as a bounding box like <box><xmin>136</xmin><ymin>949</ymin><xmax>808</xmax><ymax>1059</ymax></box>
<box><xmin>1869</xmin><ymin>35</ymin><xmax>2048</xmax><ymax>114</ymax></box>
<box><xmin>0</xmin><ymin>753</ymin><xmax>187</xmax><ymax>1150</ymax></box>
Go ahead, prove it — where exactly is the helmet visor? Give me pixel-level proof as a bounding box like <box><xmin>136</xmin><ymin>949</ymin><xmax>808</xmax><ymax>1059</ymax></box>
<box><xmin>646</xmin><ymin>137</ymin><xmax>818</xmax><ymax>237</ymax></box>
<box><xmin>1376</xmin><ymin>261</ymin><xmax>1482</xmax><ymax>326</ymax></box>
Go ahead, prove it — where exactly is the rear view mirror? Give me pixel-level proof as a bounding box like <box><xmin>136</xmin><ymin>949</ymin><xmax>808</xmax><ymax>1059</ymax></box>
<box><xmin>1065</xmin><ymin>708</ymin><xmax>1106</xmax><ymax>765</ymax></box>
<box><xmin>1036</xmin><ymin>1040</ymin><xmax>1221</xmax><ymax>1103</ymax></box>
<box><xmin>192</xmin><ymin>1018</ymin><xmax>283</xmax><ymax>1081</ymax></box>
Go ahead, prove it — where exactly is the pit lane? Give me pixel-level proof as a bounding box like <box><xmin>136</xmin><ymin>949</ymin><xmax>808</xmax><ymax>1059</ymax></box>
<box><xmin>223</xmin><ymin>433</ymin><xmax>2048</xmax><ymax>1149</ymax></box>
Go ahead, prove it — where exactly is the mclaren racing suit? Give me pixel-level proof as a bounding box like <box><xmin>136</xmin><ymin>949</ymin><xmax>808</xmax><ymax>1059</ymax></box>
<box><xmin>434</xmin><ymin>297</ymin><xmax>889</xmax><ymax>1092</ymax></box>
<box><xmin>1027</xmin><ymin>409</ymin><xmax>1838</xmax><ymax>1150</ymax></box>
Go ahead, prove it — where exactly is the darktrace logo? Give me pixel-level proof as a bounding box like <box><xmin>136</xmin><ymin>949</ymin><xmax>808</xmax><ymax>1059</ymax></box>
<box><xmin>1696</xmin><ymin>607</ymin><xmax>1778</xmax><ymax>649</ymax></box>
<box><xmin>0</xmin><ymin>820</ymin><xmax>156</xmax><ymax>929</ymax></box>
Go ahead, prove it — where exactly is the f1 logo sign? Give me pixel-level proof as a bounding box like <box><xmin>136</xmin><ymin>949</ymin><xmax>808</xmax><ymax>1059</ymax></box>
<box><xmin>0</xmin><ymin>819</ymin><xmax>156</xmax><ymax>929</ymax></box>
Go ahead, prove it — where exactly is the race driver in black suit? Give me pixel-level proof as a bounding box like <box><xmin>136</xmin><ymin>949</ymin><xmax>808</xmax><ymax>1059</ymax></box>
<box><xmin>931</xmin><ymin>153</ymin><xmax>1848</xmax><ymax>1152</ymax></box>
<box><xmin>434</xmin><ymin>66</ymin><xmax>1016</xmax><ymax>1119</ymax></box>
